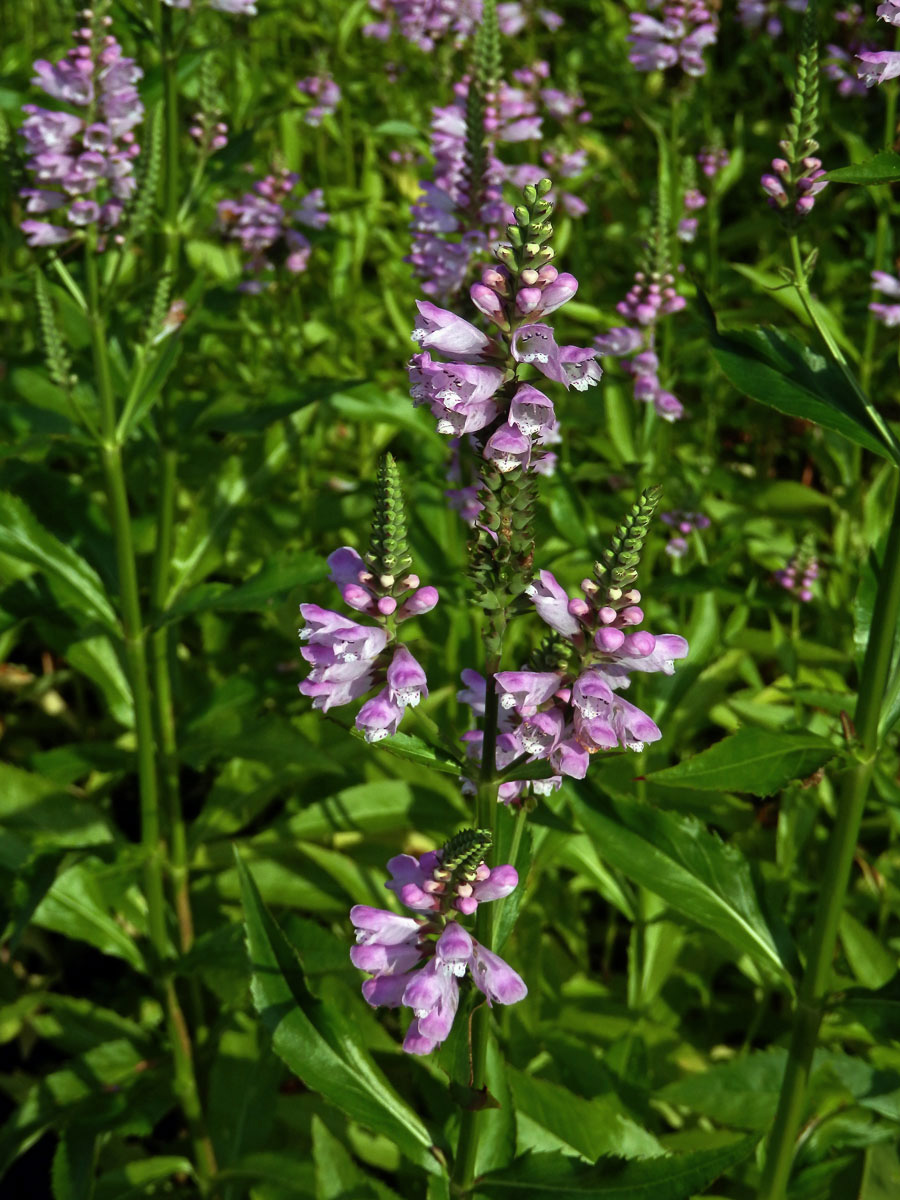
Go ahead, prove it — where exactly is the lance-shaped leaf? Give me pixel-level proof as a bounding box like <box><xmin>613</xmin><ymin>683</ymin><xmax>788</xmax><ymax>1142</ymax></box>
<box><xmin>647</xmin><ymin>727</ymin><xmax>837</xmax><ymax>796</ymax></box>
<box><xmin>0</xmin><ymin>492</ymin><xmax>118</xmax><ymax>632</ymax></box>
<box><xmin>825</xmin><ymin>151</ymin><xmax>900</xmax><ymax>185</ymax></box>
<box><xmin>569</xmin><ymin>790</ymin><xmax>796</xmax><ymax>985</ymax></box>
<box><xmin>235</xmin><ymin>851</ymin><xmax>442</xmax><ymax>1175</ymax></box>
<box><xmin>474</xmin><ymin>1135</ymin><xmax>758</xmax><ymax>1197</ymax></box>
<box><xmin>699</xmin><ymin>299</ymin><xmax>898</xmax><ymax>463</ymax></box>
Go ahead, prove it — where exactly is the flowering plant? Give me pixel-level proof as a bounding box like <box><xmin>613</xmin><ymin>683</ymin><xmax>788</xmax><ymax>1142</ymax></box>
<box><xmin>4</xmin><ymin>1</ymin><xmax>900</xmax><ymax>1198</ymax></box>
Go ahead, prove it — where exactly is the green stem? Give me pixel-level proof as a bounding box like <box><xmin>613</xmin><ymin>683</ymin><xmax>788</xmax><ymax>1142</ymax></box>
<box><xmin>757</xmin><ymin>483</ymin><xmax>900</xmax><ymax>1200</ymax></box>
<box><xmin>85</xmin><ymin>248</ymin><xmax>216</xmax><ymax>1191</ymax></box>
<box><xmin>453</xmin><ymin>645</ymin><xmax>503</xmax><ymax>1195</ymax></box>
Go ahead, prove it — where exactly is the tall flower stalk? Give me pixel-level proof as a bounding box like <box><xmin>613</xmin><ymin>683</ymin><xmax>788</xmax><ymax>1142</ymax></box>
<box><xmin>757</xmin><ymin>6</ymin><xmax>900</xmax><ymax>1197</ymax></box>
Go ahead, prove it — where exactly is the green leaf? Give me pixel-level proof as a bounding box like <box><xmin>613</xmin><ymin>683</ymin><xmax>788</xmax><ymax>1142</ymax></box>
<box><xmin>569</xmin><ymin>790</ymin><xmax>795</xmax><ymax>984</ymax></box>
<box><xmin>839</xmin><ymin>913</ymin><xmax>898</xmax><ymax>990</ymax></box>
<box><xmin>161</xmin><ymin>551</ymin><xmax>327</xmax><ymax>624</ymax></box>
<box><xmin>52</xmin><ymin>1127</ymin><xmax>97</xmax><ymax>1200</ymax></box>
<box><xmin>0</xmin><ymin>762</ymin><xmax>114</xmax><ymax>849</ymax></box>
<box><xmin>706</xmin><ymin>322</ymin><xmax>894</xmax><ymax>461</ymax></box>
<box><xmin>835</xmin><ymin>979</ymin><xmax>900</xmax><ymax>1041</ymax></box>
<box><xmin>0</xmin><ymin>492</ymin><xmax>118</xmax><ymax>632</ymax></box>
<box><xmin>825</xmin><ymin>151</ymin><xmax>900</xmax><ymax>185</ymax></box>
<box><xmin>235</xmin><ymin>851</ymin><xmax>441</xmax><ymax>1174</ymax></box>
<box><xmin>507</xmin><ymin>1070</ymin><xmax>663</xmax><ymax>1162</ymax></box>
<box><xmin>348</xmin><ymin>727</ymin><xmax>464</xmax><ymax>774</ymax></box>
<box><xmin>474</xmin><ymin>1136</ymin><xmax>758</xmax><ymax>1197</ymax></box>
<box><xmin>647</xmin><ymin>727</ymin><xmax>837</xmax><ymax>796</ymax></box>
<box><xmin>31</xmin><ymin>859</ymin><xmax>146</xmax><ymax>972</ymax></box>
<box><xmin>93</xmin><ymin>1157</ymin><xmax>196</xmax><ymax>1200</ymax></box>
<box><xmin>313</xmin><ymin>1115</ymin><xmax>401</xmax><ymax>1200</ymax></box>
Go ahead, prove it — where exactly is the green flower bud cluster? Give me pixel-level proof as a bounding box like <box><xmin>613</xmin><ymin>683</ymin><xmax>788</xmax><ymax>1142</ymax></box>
<box><xmin>594</xmin><ymin>485</ymin><xmax>663</xmax><ymax>603</ymax></box>
<box><xmin>462</xmin><ymin>0</ymin><xmax>499</xmax><ymax>225</ymax></box>
<box><xmin>440</xmin><ymin>828</ymin><xmax>492</xmax><ymax>881</ymax></box>
<box><xmin>469</xmin><ymin>465</ymin><xmax>538</xmax><ymax>655</ymax></box>
<box><xmin>495</xmin><ymin>177</ymin><xmax>555</xmax><ymax>282</ymax></box>
<box><xmin>366</xmin><ymin>453</ymin><xmax>413</xmax><ymax>586</ymax></box>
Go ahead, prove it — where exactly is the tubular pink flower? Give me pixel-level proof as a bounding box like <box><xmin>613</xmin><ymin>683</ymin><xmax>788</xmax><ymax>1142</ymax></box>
<box><xmin>483</xmin><ymin>424</ymin><xmax>532</xmax><ymax>473</ymax></box>
<box><xmin>355</xmin><ymin>689</ymin><xmax>404</xmax><ymax>742</ymax></box>
<box><xmin>525</xmin><ymin>570</ymin><xmax>582</xmax><ymax>638</ymax></box>
<box><xmin>509</xmin><ymin>384</ymin><xmax>557</xmax><ymax>440</ymax></box>
<box><xmin>386</xmin><ymin>645</ymin><xmax>428</xmax><ymax>708</ymax></box>
<box><xmin>495</xmin><ymin>670</ymin><xmax>562</xmax><ymax>716</ymax></box>
<box><xmin>412</xmin><ymin>300</ymin><xmax>494</xmax><ymax>358</ymax></box>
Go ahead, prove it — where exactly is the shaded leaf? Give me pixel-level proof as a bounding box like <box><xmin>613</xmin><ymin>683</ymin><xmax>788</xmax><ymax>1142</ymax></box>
<box><xmin>508</xmin><ymin>1070</ymin><xmax>663</xmax><ymax>1162</ymax></box>
<box><xmin>474</xmin><ymin>1136</ymin><xmax>758</xmax><ymax>1197</ymax></box>
<box><xmin>93</xmin><ymin>1157</ymin><xmax>196</xmax><ymax>1200</ymax></box>
<box><xmin>0</xmin><ymin>492</ymin><xmax>118</xmax><ymax>632</ymax></box>
<box><xmin>31</xmin><ymin>859</ymin><xmax>146</xmax><ymax>972</ymax></box>
<box><xmin>52</xmin><ymin>1126</ymin><xmax>97</xmax><ymax>1200</ymax></box>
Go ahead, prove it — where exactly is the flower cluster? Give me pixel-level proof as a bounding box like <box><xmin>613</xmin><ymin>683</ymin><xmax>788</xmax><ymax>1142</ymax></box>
<box><xmin>857</xmin><ymin>1</ymin><xmax>900</xmax><ymax>86</ymax></box>
<box><xmin>410</xmin><ymin>180</ymin><xmax>601</xmax><ymax>475</ymax></box>
<box><xmin>628</xmin><ymin>2</ymin><xmax>719</xmax><ymax>77</ymax></box>
<box><xmin>505</xmin><ymin>63</ymin><xmax>591</xmax><ymax>220</ymax></box>
<box><xmin>459</xmin><ymin>492</ymin><xmax>689</xmax><ymax>800</ymax></box>
<box><xmin>697</xmin><ymin>145</ymin><xmax>730</xmax><ymax>179</ymax></box>
<box><xmin>217</xmin><ymin>168</ymin><xmax>329</xmax><ymax>291</ymax></box>
<box><xmin>761</xmin><ymin>5</ymin><xmax>827</xmax><ymax>221</ymax></box>
<box><xmin>677</xmin><ymin>187</ymin><xmax>706</xmax><ymax>243</ymax></box>
<box><xmin>594</xmin><ymin>251</ymin><xmax>686</xmax><ymax>423</ymax></box>
<box><xmin>296</xmin><ymin>74</ymin><xmax>341</xmax><ymax>126</ymax></box>
<box><xmin>737</xmin><ymin>0</ymin><xmax>807</xmax><ymax>38</ymax></box>
<box><xmin>189</xmin><ymin>111</ymin><xmax>228</xmax><ymax>154</ymax></box>
<box><xmin>351</xmin><ymin>834</ymin><xmax>526</xmax><ymax>1055</ymax></box>
<box><xmin>19</xmin><ymin>12</ymin><xmax>143</xmax><ymax>249</ymax></box>
<box><xmin>775</xmin><ymin>547</ymin><xmax>820</xmax><ymax>602</ymax></box>
<box><xmin>363</xmin><ymin>0</ymin><xmax>481</xmax><ymax>47</ymax></box>
<box><xmin>761</xmin><ymin>155</ymin><xmax>827</xmax><ymax>216</ymax></box>
<box><xmin>459</xmin><ymin>588</ymin><xmax>688</xmax><ymax>798</ymax></box>
<box><xmin>299</xmin><ymin>543</ymin><xmax>438</xmax><ymax>742</ymax></box>
<box><xmin>661</xmin><ymin>509</ymin><xmax>710</xmax><ymax>557</ymax></box>
<box><xmin>870</xmin><ymin>270</ymin><xmax>900</xmax><ymax>326</ymax></box>
<box><xmin>407</xmin><ymin>80</ymin><xmax>507</xmax><ymax>302</ymax></box>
